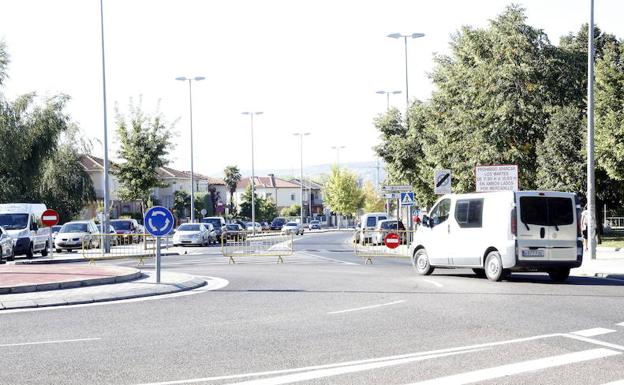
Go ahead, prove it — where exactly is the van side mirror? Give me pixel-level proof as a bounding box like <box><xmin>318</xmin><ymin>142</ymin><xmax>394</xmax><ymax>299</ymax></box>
<box><xmin>422</xmin><ymin>215</ymin><xmax>431</xmax><ymax>228</ymax></box>
<box><xmin>31</xmin><ymin>222</ymin><xmax>38</xmax><ymax>231</ymax></box>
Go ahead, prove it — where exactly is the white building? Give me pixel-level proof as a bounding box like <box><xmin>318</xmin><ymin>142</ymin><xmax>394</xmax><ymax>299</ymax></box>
<box><xmin>233</xmin><ymin>174</ymin><xmax>301</xmax><ymax>211</ymax></box>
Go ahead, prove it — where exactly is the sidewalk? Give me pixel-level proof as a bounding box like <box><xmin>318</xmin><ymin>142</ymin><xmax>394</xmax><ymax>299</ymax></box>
<box><xmin>571</xmin><ymin>248</ymin><xmax>624</xmax><ymax>279</ymax></box>
<box><xmin>0</xmin><ymin>264</ymin><xmax>206</xmax><ymax>310</ymax></box>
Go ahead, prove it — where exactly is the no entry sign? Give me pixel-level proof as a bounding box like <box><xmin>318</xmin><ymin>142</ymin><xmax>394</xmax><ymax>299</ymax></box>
<box><xmin>384</xmin><ymin>233</ymin><xmax>401</xmax><ymax>249</ymax></box>
<box><xmin>41</xmin><ymin>209</ymin><xmax>59</xmax><ymax>227</ymax></box>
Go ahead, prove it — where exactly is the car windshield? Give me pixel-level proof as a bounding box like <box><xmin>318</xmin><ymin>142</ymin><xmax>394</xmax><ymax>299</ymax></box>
<box><xmin>311</xmin><ymin>220</ymin><xmax>319</xmax><ymax>224</ymax></box>
<box><xmin>226</xmin><ymin>224</ymin><xmax>239</xmax><ymax>230</ymax></box>
<box><xmin>272</xmin><ymin>218</ymin><xmax>285</xmax><ymax>225</ymax></box>
<box><xmin>110</xmin><ymin>221</ymin><xmax>132</xmax><ymax>230</ymax></box>
<box><xmin>51</xmin><ymin>225</ymin><xmax>62</xmax><ymax>232</ymax></box>
<box><xmin>285</xmin><ymin>222</ymin><xmax>298</xmax><ymax>226</ymax></box>
<box><xmin>0</xmin><ymin>213</ymin><xmax>29</xmax><ymax>230</ymax></box>
<box><xmin>178</xmin><ymin>224</ymin><xmax>200</xmax><ymax>231</ymax></box>
<box><xmin>202</xmin><ymin>218</ymin><xmax>222</xmax><ymax>228</ymax></box>
<box><xmin>61</xmin><ymin>223</ymin><xmax>89</xmax><ymax>233</ymax></box>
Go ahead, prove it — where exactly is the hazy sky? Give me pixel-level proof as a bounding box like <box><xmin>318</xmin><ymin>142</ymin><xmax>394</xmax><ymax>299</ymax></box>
<box><xmin>1</xmin><ymin>0</ymin><xmax>622</xmax><ymax>177</ymax></box>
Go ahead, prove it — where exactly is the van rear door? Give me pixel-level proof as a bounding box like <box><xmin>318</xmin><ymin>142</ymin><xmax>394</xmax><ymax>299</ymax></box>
<box><xmin>515</xmin><ymin>192</ymin><xmax>578</xmax><ymax>262</ymax></box>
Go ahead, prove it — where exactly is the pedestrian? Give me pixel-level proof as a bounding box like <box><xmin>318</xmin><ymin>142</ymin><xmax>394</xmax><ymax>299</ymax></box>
<box><xmin>580</xmin><ymin>205</ymin><xmax>596</xmax><ymax>251</ymax></box>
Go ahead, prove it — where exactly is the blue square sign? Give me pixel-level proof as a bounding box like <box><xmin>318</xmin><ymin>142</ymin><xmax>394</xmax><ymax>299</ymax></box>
<box><xmin>400</xmin><ymin>192</ymin><xmax>414</xmax><ymax>206</ymax></box>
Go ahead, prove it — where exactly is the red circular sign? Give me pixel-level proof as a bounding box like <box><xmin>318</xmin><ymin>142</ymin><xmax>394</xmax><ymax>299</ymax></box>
<box><xmin>41</xmin><ymin>209</ymin><xmax>60</xmax><ymax>227</ymax></box>
<box><xmin>384</xmin><ymin>233</ymin><xmax>401</xmax><ymax>249</ymax></box>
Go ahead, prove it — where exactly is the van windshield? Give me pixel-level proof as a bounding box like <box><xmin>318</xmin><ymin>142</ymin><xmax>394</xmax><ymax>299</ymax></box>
<box><xmin>202</xmin><ymin>218</ymin><xmax>222</xmax><ymax>228</ymax></box>
<box><xmin>0</xmin><ymin>213</ymin><xmax>29</xmax><ymax>230</ymax></box>
<box><xmin>110</xmin><ymin>221</ymin><xmax>132</xmax><ymax>230</ymax></box>
<box><xmin>520</xmin><ymin>197</ymin><xmax>574</xmax><ymax>227</ymax></box>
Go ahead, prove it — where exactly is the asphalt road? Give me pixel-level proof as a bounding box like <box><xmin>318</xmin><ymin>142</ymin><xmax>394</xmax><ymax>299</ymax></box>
<box><xmin>1</xmin><ymin>231</ymin><xmax>624</xmax><ymax>385</ymax></box>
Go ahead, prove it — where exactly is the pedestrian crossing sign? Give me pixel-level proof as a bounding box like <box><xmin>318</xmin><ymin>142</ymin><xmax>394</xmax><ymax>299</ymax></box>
<box><xmin>400</xmin><ymin>192</ymin><xmax>414</xmax><ymax>206</ymax></box>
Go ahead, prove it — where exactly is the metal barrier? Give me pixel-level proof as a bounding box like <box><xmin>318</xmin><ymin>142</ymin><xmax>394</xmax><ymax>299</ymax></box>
<box><xmin>221</xmin><ymin>232</ymin><xmax>294</xmax><ymax>264</ymax></box>
<box><xmin>80</xmin><ymin>233</ymin><xmax>160</xmax><ymax>265</ymax></box>
<box><xmin>352</xmin><ymin>229</ymin><xmax>415</xmax><ymax>264</ymax></box>
<box><xmin>606</xmin><ymin>217</ymin><xmax>624</xmax><ymax>230</ymax></box>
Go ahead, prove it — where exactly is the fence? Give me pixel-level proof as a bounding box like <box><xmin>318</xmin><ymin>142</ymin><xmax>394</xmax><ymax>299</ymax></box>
<box><xmin>221</xmin><ymin>232</ymin><xmax>294</xmax><ymax>264</ymax></box>
<box><xmin>80</xmin><ymin>233</ymin><xmax>165</xmax><ymax>264</ymax></box>
<box><xmin>606</xmin><ymin>217</ymin><xmax>624</xmax><ymax>230</ymax></box>
<box><xmin>352</xmin><ymin>229</ymin><xmax>415</xmax><ymax>264</ymax></box>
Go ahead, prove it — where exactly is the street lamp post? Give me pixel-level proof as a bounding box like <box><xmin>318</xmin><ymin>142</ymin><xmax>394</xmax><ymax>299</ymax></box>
<box><xmin>99</xmin><ymin>0</ymin><xmax>110</xmax><ymax>253</ymax></box>
<box><xmin>242</xmin><ymin>111</ymin><xmax>263</xmax><ymax>235</ymax></box>
<box><xmin>294</xmin><ymin>132</ymin><xmax>310</xmax><ymax>225</ymax></box>
<box><xmin>387</xmin><ymin>32</ymin><xmax>425</xmax><ymax>116</ymax></box>
<box><xmin>331</xmin><ymin>145</ymin><xmax>345</xmax><ymax>166</ymax></box>
<box><xmin>587</xmin><ymin>0</ymin><xmax>596</xmax><ymax>259</ymax></box>
<box><xmin>375</xmin><ymin>90</ymin><xmax>402</xmax><ymax>110</ymax></box>
<box><xmin>176</xmin><ymin>76</ymin><xmax>205</xmax><ymax>223</ymax></box>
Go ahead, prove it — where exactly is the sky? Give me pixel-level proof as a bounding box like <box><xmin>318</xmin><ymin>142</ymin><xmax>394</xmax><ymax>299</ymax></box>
<box><xmin>1</xmin><ymin>0</ymin><xmax>623</xmax><ymax>178</ymax></box>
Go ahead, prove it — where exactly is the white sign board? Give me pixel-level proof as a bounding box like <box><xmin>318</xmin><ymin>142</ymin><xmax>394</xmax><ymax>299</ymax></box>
<box><xmin>434</xmin><ymin>169</ymin><xmax>452</xmax><ymax>194</ymax></box>
<box><xmin>475</xmin><ymin>165</ymin><xmax>519</xmax><ymax>192</ymax></box>
<box><xmin>382</xmin><ymin>185</ymin><xmax>412</xmax><ymax>192</ymax></box>
<box><xmin>384</xmin><ymin>192</ymin><xmax>400</xmax><ymax>199</ymax></box>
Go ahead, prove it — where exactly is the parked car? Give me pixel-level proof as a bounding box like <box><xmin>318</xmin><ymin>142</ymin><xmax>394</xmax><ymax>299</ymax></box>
<box><xmin>234</xmin><ymin>219</ymin><xmax>248</xmax><ymax>230</ymax></box>
<box><xmin>50</xmin><ymin>225</ymin><xmax>62</xmax><ymax>242</ymax></box>
<box><xmin>353</xmin><ymin>212</ymin><xmax>389</xmax><ymax>244</ymax></box>
<box><xmin>223</xmin><ymin>224</ymin><xmax>246</xmax><ymax>241</ymax></box>
<box><xmin>282</xmin><ymin>221</ymin><xmax>304</xmax><ymax>235</ymax></box>
<box><xmin>54</xmin><ymin>220</ymin><xmax>100</xmax><ymax>252</ymax></box>
<box><xmin>172</xmin><ymin>223</ymin><xmax>215</xmax><ymax>247</ymax></box>
<box><xmin>261</xmin><ymin>221</ymin><xmax>270</xmax><ymax>231</ymax></box>
<box><xmin>0</xmin><ymin>226</ymin><xmax>15</xmax><ymax>263</ymax></box>
<box><xmin>410</xmin><ymin>191</ymin><xmax>582</xmax><ymax>282</ymax></box>
<box><xmin>245</xmin><ymin>222</ymin><xmax>262</xmax><ymax>233</ymax></box>
<box><xmin>308</xmin><ymin>220</ymin><xmax>321</xmax><ymax>230</ymax></box>
<box><xmin>110</xmin><ymin>219</ymin><xmax>141</xmax><ymax>244</ymax></box>
<box><xmin>270</xmin><ymin>217</ymin><xmax>287</xmax><ymax>230</ymax></box>
<box><xmin>201</xmin><ymin>217</ymin><xmax>226</xmax><ymax>242</ymax></box>
<box><xmin>372</xmin><ymin>219</ymin><xmax>406</xmax><ymax>245</ymax></box>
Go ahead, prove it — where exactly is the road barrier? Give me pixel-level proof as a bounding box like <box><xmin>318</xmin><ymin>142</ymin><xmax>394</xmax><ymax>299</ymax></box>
<box><xmin>352</xmin><ymin>229</ymin><xmax>415</xmax><ymax>264</ymax></box>
<box><xmin>221</xmin><ymin>232</ymin><xmax>294</xmax><ymax>264</ymax></box>
<box><xmin>80</xmin><ymin>233</ymin><xmax>165</xmax><ymax>265</ymax></box>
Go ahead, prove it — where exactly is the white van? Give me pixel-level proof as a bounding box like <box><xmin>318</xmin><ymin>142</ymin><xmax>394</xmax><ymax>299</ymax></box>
<box><xmin>353</xmin><ymin>212</ymin><xmax>389</xmax><ymax>244</ymax></box>
<box><xmin>409</xmin><ymin>191</ymin><xmax>582</xmax><ymax>282</ymax></box>
<box><xmin>0</xmin><ymin>203</ymin><xmax>50</xmax><ymax>259</ymax></box>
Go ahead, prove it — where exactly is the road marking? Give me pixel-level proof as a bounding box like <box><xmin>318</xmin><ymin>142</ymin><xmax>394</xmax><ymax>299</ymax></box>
<box><xmin>617</xmin><ymin>322</ymin><xmax>624</xmax><ymax>327</ymax></box>
<box><xmin>602</xmin><ymin>381</ymin><xmax>624</xmax><ymax>385</ymax></box>
<box><xmin>229</xmin><ymin>349</ymin><xmax>486</xmax><ymax>385</ymax></box>
<box><xmin>298</xmin><ymin>251</ymin><xmax>358</xmax><ymax>265</ymax></box>
<box><xmin>571</xmin><ymin>328</ymin><xmax>617</xmax><ymax>337</ymax></box>
<box><xmin>405</xmin><ymin>348</ymin><xmax>620</xmax><ymax>385</ymax></box>
<box><xmin>328</xmin><ymin>300</ymin><xmax>405</xmax><ymax>314</ymax></box>
<box><xmin>422</xmin><ymin>279</ymin><xmax>443</xmax><ymax>288</ymax></box>
<box><xmin>0</xmin><ymin>337</ymin><xmax>101</xmax><ymax>348</ymax></box>
<box><xmin>563</xmin><ymin>333</ymin><xmax>624</xmax><ymax>351</ymax></box>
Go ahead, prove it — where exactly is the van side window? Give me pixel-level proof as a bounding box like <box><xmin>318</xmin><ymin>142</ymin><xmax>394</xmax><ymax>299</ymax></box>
<box><xmin>454</xmin><ymin>199</ymin><xmax>483</xmax><ymax>228</ymax></box>
<box><xmin>430</xmin><ymin>199</ymin><xmax>451</xmax><ymax>226</ymax></box>
<box><xmin>366</xmin><ymin>217</ymin><xmax>376</xmax><ymax>227</ymax></box>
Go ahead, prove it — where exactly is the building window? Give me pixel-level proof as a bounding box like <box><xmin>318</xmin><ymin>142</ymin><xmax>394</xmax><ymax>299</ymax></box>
<box><xmin>291</xmin><ymin>193</ymin><xmax>295</xmax><ymax>201</ymax></box>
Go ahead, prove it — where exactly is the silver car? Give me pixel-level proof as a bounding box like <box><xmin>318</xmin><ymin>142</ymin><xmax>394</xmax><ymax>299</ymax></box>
<box><xmin>172</xmin><ymin>223</ymin><xmax>215</xmax><ymax>246</ymax></box>
<box><xmin>54</xmin><ymin>220</ymin><xmax>101</xmax><ymax>252</ymax></box>
<box><xmin>281</xmin><ymin>222</ymin><xmax>304</xmax><ymax>235</ymax></box>
<box><xmin>0</xmin><ymin>226</ymin><xmax>14</xmax><ymax>262</ymax></box>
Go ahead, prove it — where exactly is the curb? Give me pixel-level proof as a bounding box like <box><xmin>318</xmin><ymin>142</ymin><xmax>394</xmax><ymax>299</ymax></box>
<box><xmin>0</xmin><ymin>274</ymin><xmax>207</xmax><ymax>310</ymax></box>
<box><xmin>15</xmin><ymin>252</ymin><xmax>180</xmax><ymax>265</ymax></box>
<box><xmin>572</xmin><ymin>272</ymin><xmax>624</xmax><ymax>280</ymax></box>
<box><xmin>0</xmin><ymin>269</ymin><xmax>143</xmax><ymax>295</ymax></box>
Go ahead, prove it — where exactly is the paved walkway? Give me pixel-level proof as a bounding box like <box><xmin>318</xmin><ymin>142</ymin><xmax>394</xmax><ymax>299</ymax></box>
<box><xmin>572</xmin><ymin>248</ymin><xmax>624</xmax><ymax>278</ymax></box>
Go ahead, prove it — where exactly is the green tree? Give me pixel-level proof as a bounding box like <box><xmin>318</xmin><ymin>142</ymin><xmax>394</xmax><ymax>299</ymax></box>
<box><xmin>172</xmin><ymin>190</ymin><xmax>189</xmax><ymax>220</ymax></box>
<box><xmin>0</xmin><ymin>40</ymin><xmax>8</xmax><ymax>86</ymax></box>
<box><xmin>115</xmin><ymin>99</ymin><xmax>175</xmax><ymax>215</ymax></box>
<box><xmin>323</xmin><ymin>166</ymin><xmax>363</xmax><ymax>220</ymax></box>
<box><xmin>261</xmin><ymin>199</ymin><xmax>278</xmax><ymax>221</ymax></box>
<box><xmin>362</xmin><ymin>181</ymin><xmax>384</xmax><ymax>212</ymax></box>
<box><xmin>223</xmin><ymin>165</ymin><xmax>241</xmax><ymax>218</ymax></box>
<box><xmin>280</xmin><ymin>204</ymin><xmax>300</xmax><ymax>217</ymax></box>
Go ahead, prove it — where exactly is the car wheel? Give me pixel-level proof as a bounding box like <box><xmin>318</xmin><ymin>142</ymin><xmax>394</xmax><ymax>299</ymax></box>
<box><xmin>413</xmin><ymin>249</ymin><xmax>434</xmax><ymax>275</ymax></box>
<box><xmin>8</xmin><ymin>248</ymin><xmax>15</xmax><ymax>261</ymax></box>
<box><xmin>484</xmin><ymin>251</ymin><xmax>503</xmax><ymax>281</ymax></box>
<box><xmin>55</xmin><ymin>248</ymin><xmax>62</xmax><ymax>253</ymax></box>
<box><xmin>472</xmin><ymin>268</ymin><xmax>486</xmax><ymax>278</ymax></box>
<box><xmin>548</xmin><ymin>268</ymin><xmax>570</xmax><ymax>282</ymax></box>
<box><xmin>26</xmin><ymin>244</ymin><xmax>34</xmax><ymax>259</ymax></box>
<box><xmin>41</xmin><ymin>243</ymin><xmax>48</xmax><ymax>257</ymax></box>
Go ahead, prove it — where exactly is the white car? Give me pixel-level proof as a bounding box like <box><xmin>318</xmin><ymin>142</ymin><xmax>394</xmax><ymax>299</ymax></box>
<box><xmin>281</xmin><ymin>222</ymin><xmax>304</xmax><ymax>235</ymax></box>
<box><xmin>172</xmin><ymin>223</ymin><xmax>215</xmax><ymax>246</ymax></box>
<box><xmin>410</xmin><ymin>191</ymin><xmax>581</xmax><ymax>282</ymax></box>
<box><xmin>55</xmin><ymin>220</ymin><xmax>101</xmax><ymax>252</ymax></box>
<box><xmin>245</xmin><ymin>222</ymin><xmax>262</xmax><ymax>232</ymax></box>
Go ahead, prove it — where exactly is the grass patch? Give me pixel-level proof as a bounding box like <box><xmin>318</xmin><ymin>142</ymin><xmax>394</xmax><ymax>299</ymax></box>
<box><xmin>600</xmin><ymin>232</ymin><xmax>624</xmax><ymax>248</ymax></box>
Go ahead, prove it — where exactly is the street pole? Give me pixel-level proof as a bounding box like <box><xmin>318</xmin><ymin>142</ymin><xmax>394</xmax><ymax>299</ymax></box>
<box><xmin>331</xmin><ymin>145</ymin><xmax>345</xmax><ymax>167</ymax></box>
<box><xmin>242</xmin><ymin>112</ymin><xmax>263</xmax><ymax>235</ymax></box>
<box><xmin>387</xmin><ymin>33</ymin><xmax>424</xmax><ymax>125</ymax></box>
<box><xmin>587</xmin><ymin>0</ymin><xmax>596</xmax><ymax>260</ymax></box>
<box><xmin>155</xmin><ymin>237</ymin><xmax>161</xmax><ymax>283</ymax></box>
<box><xmin>99</xmin><ymin>0</ymin><xmax>111</xmax><ymax>253</ymax></box>
<box><xmin>308</xmin><ymin>177</ymin><xmax>312</xmax><ymax>220</ymax></box>
<box><xmin>176</xmin><ymin>76</ymin><xmax>205</xmax><ymax>223</ymax></box>
<box><xmin>294</xmin><ymin>132</ymin><xmax>310</xmax><ymax>224</ymax></box>
<box><xmin>375</xmin><ymin>90</ymin><xmax>402</xmax><ymax>111</ymax></box>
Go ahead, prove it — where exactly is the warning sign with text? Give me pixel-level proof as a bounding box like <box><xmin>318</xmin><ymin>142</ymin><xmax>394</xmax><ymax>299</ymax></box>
<box><xmin>475</xmin><ymin>165</ymin><xmax>519</xmax><ymax>192</ymax></box>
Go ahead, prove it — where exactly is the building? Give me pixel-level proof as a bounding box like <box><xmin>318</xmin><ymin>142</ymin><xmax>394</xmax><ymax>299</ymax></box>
<box><xmin>289</xmin><ymin>178</ymin><xmax>324</xmax><ymax>216</ymax></box>
<box><xmin>233</xmin><ymin>174</ymin><xmax>302</xmax><ymax>211</ymax></box>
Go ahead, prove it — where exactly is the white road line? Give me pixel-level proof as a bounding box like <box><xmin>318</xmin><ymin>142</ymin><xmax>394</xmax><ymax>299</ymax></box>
<box><xmin>0</xmin><ymin>337</ymin><xmax>101</xmax><ymax>348</ymax></box>
<box><xmin>617</xmin><ymin>322</ymin><xmax>624</xmax><ymax>327</ymax></box>
<box><xmin>229</xmin><ymin>349</ymin><xmax>486</xmax><ymax>385</ymax></box>
<box><xmin>405</xmin><ymin>348</ymin><xmax>620</xmax><ymax>385</ymax></box>
<box><xmin>328</xmin><ymin>300</ymin><xmax>405</xmax><ymax>315</ymax></box>
<box><xmin>602</xmin><ymin>380</ymin><xmax>624</xmax><ymax>385</ymax></box>
<box><xmin>298</xmin><ymin>251</ymin><xmax>358</xmax><ymax>265</ymax></box>
<box><xmin>571</xmin><ymin>328</ymin><xmax>617</xmax><ymax>337</ymax></box>
<box><xmin>422</xmin><ymin>279</ymin><xmax>443</xmax><ymax>288</ymax></box>
<box><xmin>563</xmin><ymin>334</ymin><xmax>624</xmax><ymax>351</ymax></box>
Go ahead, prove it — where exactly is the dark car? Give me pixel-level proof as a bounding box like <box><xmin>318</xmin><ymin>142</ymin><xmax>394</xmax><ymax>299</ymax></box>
<box><xmin>201</xmin><ymin>217</ymin><xmax>226</xmax><ymax>242</ymax></box>
<box><xmin>110</xmin><ymin>219</ymin><xmax>140</xmax><ymax>244</ymax></box>
<box><xmin>223</xmin><ymin>224</ymin><xmax>246</xmax><ymax>241</ymax></box>
<box><xmin>270</xmin><ymin>217</ymin><xmax>287</xmax><ymax>231</ymax></box>
<box><xmin>261</xmin><ymin>221</ymin><xmax>270</xmax><ymax>231</ymax></box>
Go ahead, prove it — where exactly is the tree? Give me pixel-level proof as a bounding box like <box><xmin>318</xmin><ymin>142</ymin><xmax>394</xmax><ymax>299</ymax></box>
<box><xmin>280</xmin><ymin>204</ymin><xmax>300</xmax><ymax>217</ymax></box>
<box><xmin>223</xmin><ymin>165</ymin><xmax>241</xmax><ymax>218</ymax></box>
<box><xmin>172</xmin><ymin>190</ymin><xmax>190</xmax><ymax>221</ymax></box>
<box><xmin>323</xmin><ymin>166</ymin><xmax>364</xmax><ymax>222</ymax></box>
<box><xmin>362</xmin><ymin>181</ymin><xmax>385</xmax><ymax>212</ymax></box>
<box><xmin>115</xmin><ymin>99</ymin><xmax>175</xmax><ymax>215</ymax></box>
<box><xmin>0</xmin><ymin>40</ymin><xmax>8</xmax><ymax>86</ymax></box>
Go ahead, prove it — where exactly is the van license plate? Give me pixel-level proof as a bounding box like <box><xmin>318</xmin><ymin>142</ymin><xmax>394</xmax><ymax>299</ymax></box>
<box><xmin>522</xmin><ymin>249</ymin><xmax>544</xmax><ymax>257</ymax></box>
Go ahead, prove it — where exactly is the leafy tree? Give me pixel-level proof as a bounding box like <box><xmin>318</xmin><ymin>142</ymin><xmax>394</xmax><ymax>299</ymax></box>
<box><xmin>172</xmin><ymin>190</ymin><xmax>189</xmax><ymax>220</ymax></box>
<box><xmin>238</xmin><ymin>185</ymin><xmax>275</xmax><ymax>221</ymax></box>
<box><xmin>223</xmin><ymin>165</ymin><xmax>241</xmax><ymax>217</ymax></box>
<box><xmin>115</xmin><ymin>99</ymin><xmax>175</xmax><ymax>215</ymax></box>
<box><xmin>0</xmin><ymin>40</ymin><xmax>8</xmax><ymax>86</ymax></box>
<box><xmin>261</xmin><ymin>199</ymin><xmax>278</xmax><ymax>221</ymax></box>
<box><xmin>323</xmin><ymin>166</ymin><xmax>363</xmax><ymax>219</ymax></box>
<box><xmin>280</xmin><ymin>204</ymin><xmax>300</xmax><ymax>217</ymax></box>
<box><xmin>362</xmin><ymin>181</ymin><xmax>385</xmax><ymax>212</ymax></box>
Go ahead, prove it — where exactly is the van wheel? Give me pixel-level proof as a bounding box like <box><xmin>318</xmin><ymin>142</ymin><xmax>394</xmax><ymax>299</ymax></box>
<box><xmin>472</xmin><ymin>268</ymin><xmax>486</xmax><ymax>278</ymax></box>
<box><xmin>548</xmin><ymin>268</ymin><xmax>570</xmax><ymax>282</ymax></box>
<box><xmin>413</xmin><ymin>249</ymin><xmax>434</xmax><ymax>275</ymax></box>
<box><xmin>41</xmin><ymin>243</ymin><xmax>48</xmax><ymax>257</ymax></box>
<box><xmin>484</xmin><ymin>251</ymin><xmax>503</xmax><ymax>281</ymax></box>
<box><xmin>8</xmin><ymin>249</ymin><xmax>15</xmax><ymax>261</ymax></box>
<box><xmin>26</xmin><ymin>244</ymin><xmax>34</xmax><ymax>259</ymax></box>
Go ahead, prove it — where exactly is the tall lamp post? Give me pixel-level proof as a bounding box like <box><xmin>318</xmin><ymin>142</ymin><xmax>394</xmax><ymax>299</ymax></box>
<box><xmin>331</xmin><ymin>145</ymin><xmax>345</xmax><ymax>166</ymax></box>
<box><xmin>375</xmin><ymin>90</ymin><xmax>402</xmax><ymax>110</ymax></box>
<box><xmin>176</xmin><ymin>76</ymin><xmax>205</xmax><ymax>223</ymax></box>
<box><xmin>587</xmin><ymin>0</ymin><xmax>596</xmax><ymax>259</ymax></box>
<box><xmin>294</xmin><ymin>132</ymin><xmax>310</xmax><ymax>225</ymax></box>
<box><xmin>99</xmin><ymin>0</ymin><xmax>111</xmax><ymax>253</ymax></box>
<box><xmin>387</xmin><ymin>32</ymin><xmax>425</xmax><ymax>115</ymax></box>
<box><xmin>242</xmin><ymin>111</ymin><xmax>263</xmax><ymax>234</ymax></box>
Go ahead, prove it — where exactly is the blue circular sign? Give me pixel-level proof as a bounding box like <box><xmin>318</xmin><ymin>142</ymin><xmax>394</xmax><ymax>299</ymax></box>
<box><xmin>144</xmin><ymin>206</ymin><xmax>175</xmax><ymax>237</ymax></box>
